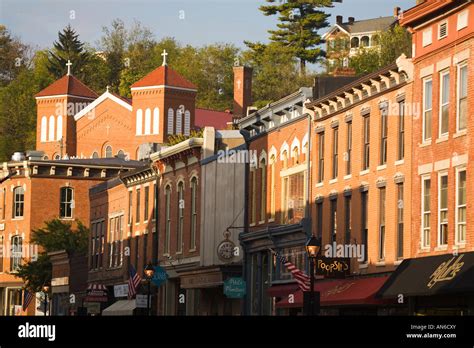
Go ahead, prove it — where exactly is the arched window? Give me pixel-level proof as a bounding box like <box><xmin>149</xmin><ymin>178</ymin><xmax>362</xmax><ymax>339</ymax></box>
<box><xmin>105</xmin><ymin>145</ymin><xmax>113</xmax><ymax>158</ymax></box>
<box><xmin>184</xmin><ymin>110</ymin><xmax>191</xmax><ymax>136</ymax></box>
<box><xmin>164</xmin><ymin>185</ymin><xmax>171</xmax><ymax>254</ymax></box>
<box><xmin>176</xmin><ymin>109</ymin><xmax>183</xmax><ymax>134</ymax></box>
<box><xmin>177</xmin><ymin>181</ymin><xmax>184</xmax><ymax>253</ymax></box>
<box><xmin>144</xmin><ymin>108</ymin><xmax>151</xmax><ymax>135</ymax></box>
<box><xmin>54</xmin><ymin>153</ymin><xmax>61</xmax><ymax>160</ymax></box>
<box><xmin>117</xmin><ymin>150</ymin><xmax>125</xmax><ymax>158</ymax></box>
<box><xmin>10</xmin><ymin>235</ymin><xmax>22</xmax><ymax>271</ymax></box>
<box><xmin>260</xmin><ymin>159</ymin><xmax>267</xmax><ymax>223</ymax></box>
<box><xmin>361</xmin><ymin>36</ymin><xmax>370</xmax><ymax>47</ymax></box>
<box><xmin>153</xmin><ymin>107</ymin><xmax>159</xmax><ymax>134</ymax></box>
<box><xmin>56</xmin><ymin>115</ymin><xmax>63</xmax><ymax>141</ymax></box>
<box><xmin>136</xmin><ymin>109</ymin><xmax>143</xmax><ymax>135</ymax></box>
<box><xmin>282</xmin><ymin>150</ymin><xmax>288</xmax><ymax>169</ymax></box>
<box><xmin>190</xmin><ymin>177</ymin><xmax>197</xmax><ymax>250</ymax></box>
<box><xmin>60</xmin><ymin>187</ymin><xmax>74</xmax><ymax>219</ymax></box>
<box><xmin>43</xmin><ymin>155</ymin><xmax>49</xmax><ymax>160</ymax></box>
<box><xmin>167</xmin><ymin>108</ymin><xmax>174</xmax><ymax>135</ymax></box>
<box><xmin>250</xmin><ymin>168</ymin><xmax>256</xmax><ymax>224</ymax></box>
<box><xmin>13</xmin><ymin>187</ymin><xmax>24</xmax><ymax>218</ymax></box>
<box><xmin>292</xmin><ymin>147</ymin><xmax>299</xmax><ymax>166</ymax></box>
<box><xmin>48</xmin><ymin>116</ymin><xmax>55</xmax><ymax>141</ymax></box>
<box><xmin>92</xmin><ymin>151</ymin><xmax>99</xmax><ymax>159</ymax></box>
<box><xmin>350</xmin><ymin>37</ymin><xmax>359</xmax><ymax>48</ymax></box>
<box><xmin>40</xmin><ymin>116</ymin><xmax>47</xmax><ymax>142</ymax></box>
<box><xmin>270</xmin><ymin>155</ymin><xmax>276</xmax><ymax>220</ymax></box>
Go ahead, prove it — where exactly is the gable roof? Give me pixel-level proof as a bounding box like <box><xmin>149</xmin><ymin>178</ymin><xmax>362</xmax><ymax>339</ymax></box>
<box><xmin>74</xmin><ymin>91</ymin><xmax>133</xmax><ymax>121</ymax></box>
<box><xmin>340</xmin><ymin>16</ymin><xmax>397</xmax><ymax>34</ymax></box>
<box><xmin>35</xmin><ymin>74</ymin><xmax>98</xmax><ymax>99</ymax></box>
<box><xmin>131</xmin><ymin>65</ymin><xmax>197</xmax><ymax>90</ymax></box>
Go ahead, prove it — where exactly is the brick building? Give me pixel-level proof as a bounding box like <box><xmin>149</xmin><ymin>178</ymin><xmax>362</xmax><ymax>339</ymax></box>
<box><xmin>0</xmin><ymin>156</ymin><xmax>142</xmax><ymax>315</ymax></box>
<box><xmin>86</xmin><ymin>127</ymin><xmax>245</xmax><ymax>315</ymax></box>
<box><xmin>378</xmin><ymin>0</ymin><xmax>474</xmax><ymax>315</ymax></box>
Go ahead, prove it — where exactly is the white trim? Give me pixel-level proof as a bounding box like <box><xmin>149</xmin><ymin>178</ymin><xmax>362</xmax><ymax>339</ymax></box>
<box><xmin>421</xmin><ymin>175</ymin><xmax>431</xmax><ymax>249</ymax></box>
<box><xmin>455</xmin><ymin>167</ymin><xmax>467</xmax><ymax>245</ymax></box>
<box><xmin>35</xmin><ymin>94</ymin><xmax>96</xmax><ymax>100</ymax></box>
<box><xmin>422</xmin><ymin>77</ymin><xmax>433</xmax><ymax>143</ymax></box>
<box><xmin>438</xmin><ymin>69</ymin><xmax>450</xmax><ymax>138</ymax></box>
<box><xmin>456</xmin><ymin>61</ymin><xmax>468</xmax><ymax>133</ymax></box>
<box><xmin>131</xmin><ymin>85</ymin><xmax>197</xmax><ymax>92</ymax></box>
<box><xmin>437</xmin><ymin>20</ymin><xmax>448</xmax><ymax>40</ymax></box>
<box><xmin>437</xmin><ymin>171</ymin><xmax>448</xmax><ymax>247</ymax></box>
<box><xmin>74</xmin><ymin>92</ymin><xmax>132</xmax><ymax>121</ymax></box>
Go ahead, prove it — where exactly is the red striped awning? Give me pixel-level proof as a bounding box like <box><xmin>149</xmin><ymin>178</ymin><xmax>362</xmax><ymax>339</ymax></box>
<box><xmin>87</xmin><ymin>284</ymin><xmax>107</xmax><ymax>291</ymax></box>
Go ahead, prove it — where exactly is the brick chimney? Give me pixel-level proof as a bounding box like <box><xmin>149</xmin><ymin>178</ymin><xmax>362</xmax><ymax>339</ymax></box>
<box><xmin>393</xmin><ymin>7</ymin><xmax>401</xmax><ymax>17</ymax></box>
<box><xmin>336</xmin><ymin>15</ymin><xmax>343</xmax><ymax>24</ymax></box>
<box><xmin>348</xmin><ymin>17</ymin><xmax>355</xmax><ymax>24</ymax></box>
<box><xmin>233</xmin><ymin>66</ymin><xmax>252</xmax><ymax>119</ymax></box>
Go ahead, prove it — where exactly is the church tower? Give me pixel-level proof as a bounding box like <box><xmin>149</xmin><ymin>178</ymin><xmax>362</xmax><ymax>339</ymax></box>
<box><xmin>130</xmin><ymin>50</ymin><xmax>197</xmax><ymax>146</ymax></box>
<box><xmin>35</xmin><ymin>61</ymin><xmax>98</xmax><ymax>159</ymax></box>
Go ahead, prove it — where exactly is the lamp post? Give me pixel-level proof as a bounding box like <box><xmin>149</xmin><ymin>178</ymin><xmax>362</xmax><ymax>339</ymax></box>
<box><xmin>144</xmin><ymin>262</ymin><xmax>155</xmax><ymax>316</ymax></box>
<box><xmin>42</xmin><ymin>283</ymin><xmax>50</xmax><ymax>316</ymax></box>
<box><xmin>305</xmin><ymin>235</ymin><xmax>321</xmax><ymax>316</ymax></box>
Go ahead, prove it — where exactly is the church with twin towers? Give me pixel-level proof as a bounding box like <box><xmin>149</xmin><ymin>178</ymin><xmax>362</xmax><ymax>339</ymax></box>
<box><xmin>34</xmin><ymin>50</ymin><xmax>249</xmax><ymax>160</ymax></box>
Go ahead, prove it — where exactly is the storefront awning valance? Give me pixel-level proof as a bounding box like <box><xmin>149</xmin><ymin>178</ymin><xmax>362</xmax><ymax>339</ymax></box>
<box><xmin>267</xmin><ymin>283</ymin><xmax>300</xmax><ymax>298</ymax></box>
<box><xmin>275</xmin><ymin>275</ymin><xmax>392</xmax><ymax>308</ymax></box>
<box><xmin>378</xmin><ymin>252</ymin><xmax>474</xmax><ymax>298</ymax></box>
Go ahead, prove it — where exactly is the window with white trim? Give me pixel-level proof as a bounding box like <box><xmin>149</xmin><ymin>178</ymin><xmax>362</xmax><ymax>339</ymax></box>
<box><xmin>457</xmin><ymin>62</ymin><xmax>468</xmax><ymax>132</ymax></box>
<box><xmin>177</xmin><ymin>182</ymin><xmax>184</xmax><ymax>253</ymax></box>
<box><xmin>423</xmin><ymin>77</ymin><xmax>433</xmax><ymax>142</ymax></box>
<box><xmin>10</xmin><ymin>235</ymin><xmax>22</xmax><ymax>271</ymax></box>
<box><xmin>144</xmin><ymin>108</ymin><xmax>151</xmax><ymax>135</ymax></box>
<box><xmin>48</xmin><ymin>115</ymin><xmax>55</xmax><ymax>141</ymax></box>
<box><xmin>457</xmin><ymin>10</ymin><xmax>469</xmax><ymax>31</ymax></box>
<box><xmin>136</xmin><ymin>109</ymin><xmax>143</xmax><ymax>135</ymax></box>
<box><xmin>190</xmin><ymin>177</ymin><xmax>197</xmax><ymax>250</ymax></box>
<box><xmin>439</xmin><ymin>70</ymin><xmax>450</xmax><ymax>137</ymax></box>
<box><xmin>421</xmin><ymin>176</ymin><xmax>431</xmax><ymax>248</ymax></box>
<box><xmin>176</xmin><ymin>109</ymin><xmax>182</xmax><ymax>134</ymax></box>
<box><xmin>40</xmin><ymin>116</ymin><xmax>47</xmax><ymax>142</ymax></box>
<box><xmin>164</xmin><ymin>185</ymin><xmax>171</xmax><ymax>254</ymax></box>
<box><xmin>456</xmin><ymin>169</ymin><xmax>466</xmax><ymax>244</ymax></box>
<box><xmin>270</xmin><ymin>156</ymin><xmax>276</xmax><ymax>220</ymax></box>
<box><xmin>438</xmin><ymin>173</ymin><xmax>448</xmax><ymax>246</ymax></box>
<box><xmin>153</xmin><ymin>107</ymin><xmax>159</xmax><ymax>134</ymax></box>
<box><xmin>59</xmin><ymin>187</ymin><xmax>74</xmax><ymax>219</ymax></box>
<box><xmin>56</xmin><ymin>115</ymin><xmax>63</xmax><ymax>141</ymax></box>
<box><xmin>260</xmin><ymin>158</ymin><xmax>267</xmax><ymax>222</ymax></box>
<box><xmin>438</xmin><ymin>21</ymin><xmax>448</xmax><ymax>39</ymax></box>
<box><xmin>13</xmin><ymin>186</ymin><xmax>24</xmax><ymax>219</ymax></box>
<box><xmin>422</xmin><ymin>27</ymin><xmax>432</xmax><ymax>47</ymax></box>
<box><xmin>378</xmin><ymin>186</ymin><xmax>386</xmax><ymax>260</ymax></box>
<box><xmin>184</xmin><ymin>110</ymin><xmax>190</xmax><ymax>136</ymax></box>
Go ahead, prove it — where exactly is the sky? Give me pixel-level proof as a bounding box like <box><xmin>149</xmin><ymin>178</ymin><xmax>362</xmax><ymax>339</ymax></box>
<box><xmin>1</xmin><ymin>0</ymin><xmax>416</xmax><ymax>51</ymax></box>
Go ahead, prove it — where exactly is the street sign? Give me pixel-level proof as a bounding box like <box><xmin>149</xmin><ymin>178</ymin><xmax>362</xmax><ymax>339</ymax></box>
<box><xmin>152</xmin><ymin>266</ymin><xmax>168</xmax><ymax>287</ymax></box>
<box><xmin>136</xmin><ymin>294</ymin><xmax>148</xmax><ymax>308</ymax></box>
<box><xmin>223</xmin><ymin>277</ymin><xmax>246</xmax><ymax>298</ymax></box>
<box><xmin>114</xmin><ymin>284</ymin><xmax>128</xmax><ymax>298</ymax></box>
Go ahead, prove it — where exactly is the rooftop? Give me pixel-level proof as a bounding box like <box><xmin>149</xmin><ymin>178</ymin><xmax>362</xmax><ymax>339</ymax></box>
<box><xmin>35</xmin><ymin>74</ymin><xmax>98</xmax><ymax>99</ymax></box>
<box><xmin>131</xmin><ymin>65</ymin><xmax>197</xmax><ymax>90</ymax></box>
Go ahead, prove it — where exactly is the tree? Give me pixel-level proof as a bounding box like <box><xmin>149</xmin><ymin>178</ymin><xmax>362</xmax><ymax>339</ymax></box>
<box><xmin>47</xmin><ymin>25</ymin><xmax>91</xmax><ymax>80</ymax></box>
<box><xmin>242</xmin><ymin>42</ymin><xmax>313</xmax><ymax>109</ymax></box>
<box><xmin>349</xmin><ymin>24</ymin><xmax>412</xmax><ymax>75</ymax></box>
<box><xmin>0</xmin><ymin>25</ymin><xmax>31</xmax><ymax>87</ymax></box>
<box><xmin>257</xmin><ymin>0</ymin><xmax>335</xmax><ymax>75</ymax></box>
<box><xmin>16</xmin><ymin>219</ymin><xmax>89</xmax><ymax>292</ymax></box>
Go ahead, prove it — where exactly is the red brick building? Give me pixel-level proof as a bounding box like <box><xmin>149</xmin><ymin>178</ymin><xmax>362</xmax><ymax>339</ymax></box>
<box><xmin>377</xmin><ymin>0</ymin><xmax>474</xmax><ymax>316</ymax></box>
<box><xmin>0</xmin><ymin>156</ymin><xmax>142</xmax><ymax>315</ymax></box>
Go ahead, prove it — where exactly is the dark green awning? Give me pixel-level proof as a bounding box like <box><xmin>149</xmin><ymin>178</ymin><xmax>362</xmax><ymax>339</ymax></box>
<box><xmin>378</xmin><ymin>252</ymin><xmax>474</xmax><ymax>298</ymax></box>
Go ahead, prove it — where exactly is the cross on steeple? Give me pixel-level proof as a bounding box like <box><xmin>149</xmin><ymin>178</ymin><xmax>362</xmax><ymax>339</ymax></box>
<box><xmin>161</xmin><ymin>49</ymin><xmax>168</xmax><ymax>66</ymax></box>
<box><xmin>66</xmin><ymin>60</ymin><xmax>72</xmax><ymax>76</ymax></box>
<box><xmin>106</xmin><ymin>85</ymin><xmax>110</xmax><ymax>93</ymax></box>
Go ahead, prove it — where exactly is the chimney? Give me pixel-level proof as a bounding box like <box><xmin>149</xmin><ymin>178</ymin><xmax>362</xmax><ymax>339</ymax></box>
<box><xmin>336</xmin><ymin>15</ymin><xmax>343</xmax><ymax>24</ymax></box>
<box><xmin>393</xmin><ymin>7</ymin><xmax>401</xmax><ymax>17</ymax></box>
<box><xmin>233</xmin><ymin>66</ymin><xmax>252</xmax><ymax>119</ymax></box>
<box><xmin>348</xmin><ymin>17</ymin><xmax>355</xmax><ymax>24</ymax></box>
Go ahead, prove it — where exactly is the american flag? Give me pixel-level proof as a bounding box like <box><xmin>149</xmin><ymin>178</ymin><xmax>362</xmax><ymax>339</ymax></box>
<box><xmin>274</xmin><ymin>250</ymin><xmax>311</xmax><ymax>292</ymax></box>
<box><xmin>128</xmin><ymin>264</ymin><xmax>141</xmax><ymax>299</ymax></box>
<box><xmin>22</xmin><ymin>289</ymin><xmax>34</xmax><ymax>311</ymax></box>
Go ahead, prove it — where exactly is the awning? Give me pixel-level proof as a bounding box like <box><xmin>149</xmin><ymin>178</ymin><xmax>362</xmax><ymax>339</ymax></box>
<box><xmin>275</xmin><ymin>275</ymin><xmax>392</xmax><ymax>308</ymax></box>
<box><xmin>85</xmin><ymin>283</ymin><xmax>108</xmax><ymax>302</ymax></box>
<box><xmin>87</xmin><ymin>284</ymin><xmax>107</xmax><ymax>291</ymax></box>
<box><xmin>378</xmin><ymin>252</ymin><xmax>474</xmax><ymax>298</ymax></box>
<box><xmin>102</xmin><ymin>300</ymin><xmax>137</xmax><ymax>316</ymax></box>
<box><xmin>267</xmin><ymin>283</ymin><xmax>299</xmax><ymax>298</ymax></box>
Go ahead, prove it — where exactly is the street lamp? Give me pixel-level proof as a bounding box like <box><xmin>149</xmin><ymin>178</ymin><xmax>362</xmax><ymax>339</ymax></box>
<box><xmin>42</xmin><ymin>283</ymin><xmax>50</xmax><ymax>316</ymax></box>
<box><xmin>144</xmin><ymin>262</ymin><xmax>155</xmax><ymax>316</ymax></box>
<box><xmin>305</xmin><ymin>235</ymin><xmax>321</xmax><ymax>316</ymax></box>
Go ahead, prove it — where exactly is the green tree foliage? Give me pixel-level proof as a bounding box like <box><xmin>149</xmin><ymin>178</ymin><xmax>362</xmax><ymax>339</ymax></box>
<box><xmin>350</xmin><ymin>24</ymin><xmax>412</xmax><ymax>75</ymax></box>
<box><xmin>47</xmin><ymin>25</ymin><xmax>91</xmax><ymax>80</ymax></box>
<box><xmin>242</xmin><ymin>43</ymin><xmax>313</xmax><ymax>109</ymax></box>
<box><xmin>0</xmin><ymin>25</ymin><xmax>30</xmax><ymax>87</ymax></box>
<box><xmin>258</xmin><ymin>0</ymin><xmax>335</xmax><ymax>74</ymax></box>
<box><xmin>16</xmin><ymin>219</ymin><xmax>89</xmax><ymax>292</ymax></box>
<box><xmin>166</xmin><ymin>129</ymin><xmax>204</xmax><ymax>146</ymax></box>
